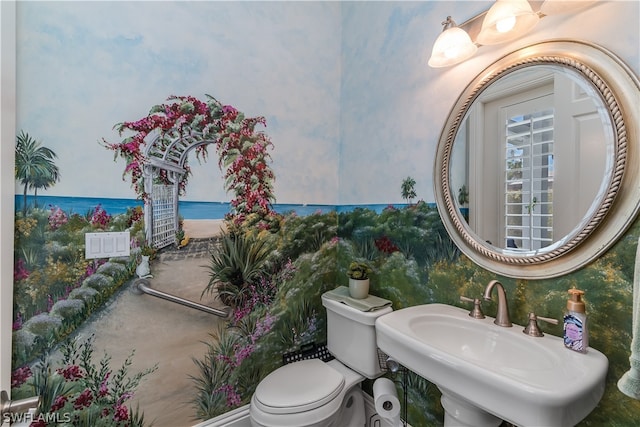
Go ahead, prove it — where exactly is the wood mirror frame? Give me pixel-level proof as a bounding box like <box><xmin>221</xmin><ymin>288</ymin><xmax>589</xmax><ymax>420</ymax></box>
<box><xmin>434</xmin><ymin>40</ymin><xmax>640</xmax><ymax>279</ymax></box>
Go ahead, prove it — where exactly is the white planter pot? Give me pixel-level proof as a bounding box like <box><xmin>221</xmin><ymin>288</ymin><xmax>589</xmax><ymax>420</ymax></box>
<box><xmin>348</xmin><ymin>278</ymin><xmax>370</xmax><ymax>299</ymax></box>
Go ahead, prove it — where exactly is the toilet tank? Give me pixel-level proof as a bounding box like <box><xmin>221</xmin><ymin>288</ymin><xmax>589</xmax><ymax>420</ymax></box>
<box><xmin>321</xmin><ymin>293</ymin><xmax>393</xmax><ymax>379</ymax></box>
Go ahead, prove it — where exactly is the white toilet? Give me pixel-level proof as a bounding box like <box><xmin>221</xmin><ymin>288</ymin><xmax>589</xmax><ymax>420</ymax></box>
<box><xmin>249</xmin><ymin>292</ymin><xmax>393</xmax><ymax>427</ymax></box>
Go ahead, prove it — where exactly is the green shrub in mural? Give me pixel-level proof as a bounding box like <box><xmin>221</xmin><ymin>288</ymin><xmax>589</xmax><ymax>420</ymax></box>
<box><xmin>191</xmin><ymin>235</ymin><xmax>338</xmax><ymax>420</ymax></box>
<box><xmin>11</xmin><ymin>204</ymin><xmax>159</xmax><ymax>426</ymax></box>
<box><xmin>12</xmin><ymin>206</ymin><xmax>146</xmax><ymax>368</ymax></box>
<box><xmin>11</xmin><ymin>194</ymin><xmax>640</xmax><ymax>425</ymax></box>
<box><xmin>202</xmin><ymin>231</ymin><xmax>276</xmax><ymax>308</ymax></box>
<box><xmin>275</xmin><ymin>210</ymin><xmax>338</xmax><ymax>261</ymax></box>
<box><xmin>191</xmin><ymin>205</ymin><xmax>640</xmax><ymax>426</ymax></box>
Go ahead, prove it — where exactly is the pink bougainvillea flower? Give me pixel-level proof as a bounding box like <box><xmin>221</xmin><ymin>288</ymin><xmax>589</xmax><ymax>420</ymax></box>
<box><xmin>73</xmin><ymin>388</ymin><xmax>94</xmax><ymax>410</ymax></box>
<box><xmin>99</xmin><ymin>371</ymin><xmax>111</xmax><ymax>397</ymax></box>
<box><xmin>214</xmin><ymin>384</ymin><xmax>242</xmax><ymax>407</ymax></box>
<box><xmin>12</xmin><ymin>312</ymin><xmax>24</xmax><ymax>331</ymax></box>
<box><xmin>11</xmin><ymin>365</ymin><xmax>32</xmax><ymax>388</ymax></box>
<box><xmin>113</xmin><ymin>404</ymin><xmax>129</xmax><ymax>422</ymax></box>
<box><xmin>51</xmin><ymin>395</ymin><xmax>68</xmax><ymax>412</ymax></box>
<box><xmin>13</xmin><ymin>259</ymin><xmax>29</xmax><ymax>281</ymax></box>
<box><xmin>104</xmin><ymin>94</ymin><xmax>277</xmax><ymax>225</ymax></box>
<box><xmin>90</xmin><ymin>204</ymin><xmax>112</xmax><ymax>229</ymax></box>
<box><xmin>57</xmin><ymin>364</ymin><xmax>84</xmax><ymax>381</ymax></box>
<box><xmin>48</xmin><ymin>205</ymin><xmax>68</xmax><ymax>230</ymax></box>
<box><xmin>375</xmin><ymin>235</ymin><xmax>400</xmax><ymax>254</ymax></box>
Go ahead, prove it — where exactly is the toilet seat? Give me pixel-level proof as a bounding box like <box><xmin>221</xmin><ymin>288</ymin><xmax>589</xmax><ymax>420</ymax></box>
<box><xmin>252</xmin><ymin>359</ymin><xmax>345</xmax><ymax>415</ymax></box>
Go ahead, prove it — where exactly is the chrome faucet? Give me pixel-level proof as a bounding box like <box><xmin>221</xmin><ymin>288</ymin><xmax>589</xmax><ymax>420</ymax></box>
<box><xmin>482</xmin><ymin>280</ymin><xmax>512</xmax><ymax>327</ymax></box>
<box><xmin>1</xmin><ymin>390</ymin><xmax>40</xmax><ymax>419</ymax></box>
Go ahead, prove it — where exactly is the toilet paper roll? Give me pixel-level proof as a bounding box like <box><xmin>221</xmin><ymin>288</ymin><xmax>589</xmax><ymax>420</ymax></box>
<box><xmin>373</xmin><ymin>377</ymin><xmax>401</xmax><ymax>426</ymax></box>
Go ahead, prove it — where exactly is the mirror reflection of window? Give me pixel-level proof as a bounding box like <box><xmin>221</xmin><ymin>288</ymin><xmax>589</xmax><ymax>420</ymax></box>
<box><xmin>467</xmin><ymin>72</ymin><xmax>554</xmax><ymax>250</ymax></box>
<box><xmin>504</xmin><ymin>108</ymin><xmax>554</xmax><ymax>251</ymax></box>
<box><xmin>463</xmin><ymin>66</ymin><xmax>612</xmax><ymax>252</ymax></box>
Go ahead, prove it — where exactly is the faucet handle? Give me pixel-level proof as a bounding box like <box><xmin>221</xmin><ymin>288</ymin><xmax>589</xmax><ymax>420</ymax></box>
<box><xmin>1</xmin><ymin>390</ymin><xmax>41</xmax><ymax>418</ymax></box>
<box><xmin>460</xmin><ymin>296</ymin><xmax>485</xmax><ymax>319</ymax></box>
<box><xmin>523</xmin><ymin>312</ymin><xmax>559</xmax><ymax>337</ymax></box>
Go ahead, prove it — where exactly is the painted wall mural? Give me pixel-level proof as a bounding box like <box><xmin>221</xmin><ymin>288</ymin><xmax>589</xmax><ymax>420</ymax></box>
<box><xmin>10</xmin><ymin>201</ymin><xmax>640</xmax><ymax>425</ymax></box>
<box><xmin>7</xmin><ymin>1</ymin><xmax>640</xmax><ymax>426</ymax></box>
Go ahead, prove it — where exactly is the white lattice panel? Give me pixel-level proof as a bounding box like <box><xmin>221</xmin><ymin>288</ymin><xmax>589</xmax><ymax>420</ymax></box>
<box><xmin>152</xmin><ymin>183</ymin><xmax>177</xmax><ymax>248</ymax></box>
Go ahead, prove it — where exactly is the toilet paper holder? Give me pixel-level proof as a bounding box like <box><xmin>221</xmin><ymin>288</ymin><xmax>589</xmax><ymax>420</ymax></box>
<box><xmin>376</xmin><ymin>349</ymin><xmax>408</xmax><ymax>426</ymax></box>
<box><xmin>377</xmin><ymin>348</ymin><xmax>403</xmax><ymax>374</ymax></box>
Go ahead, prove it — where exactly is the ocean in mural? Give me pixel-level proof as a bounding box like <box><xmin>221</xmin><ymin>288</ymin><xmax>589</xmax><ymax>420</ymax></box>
<box><xmin>14</xmin><ymin>195</ymin><xmax>411</xmax><ymax>219</ymax></box>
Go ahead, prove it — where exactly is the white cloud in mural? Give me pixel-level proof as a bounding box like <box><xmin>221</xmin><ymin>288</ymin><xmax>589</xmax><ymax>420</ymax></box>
<box><xmin>17</xmin><ymin>1</ymin><xmax>637</xmax><ymax>207</ymax></box>
<box><xmin>15</xmin><ymin>0</ymin><xmax>489</xmax><ymax>206</ymax></box>
<box><xmin>16</xmin><ymin>1</ymin><xmax>341</xmax><ymax>204</ymax></box>
<box><xmin>337</xmin><ymin>1</ymin><xmax>482</xmax><ymax>204</ymax></box>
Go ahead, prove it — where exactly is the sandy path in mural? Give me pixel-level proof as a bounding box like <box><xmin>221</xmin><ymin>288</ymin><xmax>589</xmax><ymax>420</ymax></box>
<box><xmin>58</xmin><ymin>220</ymin><xmax>227</xmax><ymax>426</ymax></box>
<box><xmin>182</xmin><ymin>219</ymin><xmax>227</xmax><ymax>239</ymax></box>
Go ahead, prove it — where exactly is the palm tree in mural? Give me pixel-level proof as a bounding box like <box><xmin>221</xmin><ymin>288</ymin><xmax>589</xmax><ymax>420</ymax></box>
<box><xmin>401</xmin><ymin>176</ymin><xmax>417</xmax><ymax>206</ymax></box>
<box><xmin>15</xmin><ymin>130</ymin><xmax>60</xmax><ymax>214</ymax></box>
<box><xmin>29</xmin><ymin>170</ymin><xmax>59</xmax><ymax>208</ymax></box>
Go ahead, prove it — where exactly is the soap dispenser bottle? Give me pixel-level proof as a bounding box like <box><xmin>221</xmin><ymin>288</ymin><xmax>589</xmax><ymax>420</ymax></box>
<box><xmin>563</xmin><ymin>288</ymin><xmax>588</xmax><ymax>353</ymax></box>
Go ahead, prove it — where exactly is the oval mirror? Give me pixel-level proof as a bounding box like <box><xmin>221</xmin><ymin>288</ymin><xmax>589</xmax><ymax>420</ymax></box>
<box><xmin>434</xmin><ymin>40</ymin><xmax>640</xmax><ymax>279</ymax></box>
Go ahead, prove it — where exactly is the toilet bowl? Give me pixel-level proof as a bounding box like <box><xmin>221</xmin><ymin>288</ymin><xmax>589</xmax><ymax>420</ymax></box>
<box><xmin>249</xmin><ymin>291</ymin><xmax>393</xmax><ymax>427</ymax></box>
<box><xmin>250</xmin><ymin>359</ymin><xmax>365</xmax><ymax>427</ymax></box>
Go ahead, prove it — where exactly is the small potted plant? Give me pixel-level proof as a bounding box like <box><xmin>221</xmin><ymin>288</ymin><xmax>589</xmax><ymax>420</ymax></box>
<box><xmin>347</xmin><ymin>261</ymin><xmax>371</xmax><ymax>299</ymax></box>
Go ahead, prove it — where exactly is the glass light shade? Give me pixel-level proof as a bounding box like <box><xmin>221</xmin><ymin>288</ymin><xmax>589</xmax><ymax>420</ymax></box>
<box><xmin>428</xmin><ymin>27</ymin><xmax>478</xmax><ymax>68</ymax></box>
<box><xmin>477</xmin><ymin>0</ymin><xmax>540</xmax><ymax>45</ymax></box>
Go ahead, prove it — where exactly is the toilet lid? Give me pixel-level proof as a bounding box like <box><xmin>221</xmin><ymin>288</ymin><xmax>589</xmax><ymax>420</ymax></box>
<box><xmin>253</xmin><ymin>359</ymin><xmax>345</xmax><ymax>414</ymax></box>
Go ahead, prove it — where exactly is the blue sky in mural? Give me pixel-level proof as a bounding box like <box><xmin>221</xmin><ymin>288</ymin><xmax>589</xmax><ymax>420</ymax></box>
<box><xmin>15</xmin><ymin>1</ymin><xmax>343</xmax><ymax>203</ymax></box>
<box><xmin>15</xmin><ymin>1</ymin><xmax>495</xmax><ymax>205</ymax></box>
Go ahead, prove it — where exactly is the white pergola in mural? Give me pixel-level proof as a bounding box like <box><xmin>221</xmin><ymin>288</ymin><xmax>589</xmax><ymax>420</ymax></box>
<box><xmin>105</xmin><ymin>95</ymin><xmax>277</xmax><ymax>249</ymax></box>
<box><xmin>141</xmin><ymin>129</ymin><xmax>216</xmax><ymax>248</ymax></box>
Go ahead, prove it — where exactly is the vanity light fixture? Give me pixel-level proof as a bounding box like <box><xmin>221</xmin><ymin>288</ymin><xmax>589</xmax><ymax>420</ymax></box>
<box><xmin>476</xmin><ymin>0</ymin><xmax>539</xmax><ymax>45</ymax></box>
<box><xmin>428</xmin><ymin>16</ymin><xmax>478</xmax><ymax>68</ymax></box>
<box><xmin>428</xmin><ymin>1</ymin><xmax>595</xmax><ymax>68</ymax></box>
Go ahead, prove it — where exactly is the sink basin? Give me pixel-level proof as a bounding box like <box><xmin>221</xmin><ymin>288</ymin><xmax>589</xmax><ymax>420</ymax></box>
<box><xmin>375</xmin><ymin>303</ymin><xmax>608</xmax><ymax>427</ymax></box>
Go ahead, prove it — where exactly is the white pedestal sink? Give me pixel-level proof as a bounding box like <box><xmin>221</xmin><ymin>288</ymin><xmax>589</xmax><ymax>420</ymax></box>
<box><xmin>375</xmin><ymin>304</ymin><xmax>608</xmax><ymax>427</ymax></box>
